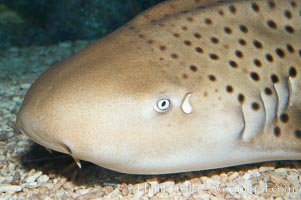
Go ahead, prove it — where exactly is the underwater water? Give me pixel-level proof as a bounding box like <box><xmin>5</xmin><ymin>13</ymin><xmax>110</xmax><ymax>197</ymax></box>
<box><xmin>0</xmin><ymin>0</ymin><xmax>301</xmax><ymax>199</ymax></box>
<box><xmin>0</xmin><ymin>0</ymin><xmax>164</xmax><ymax>49</ymax></box>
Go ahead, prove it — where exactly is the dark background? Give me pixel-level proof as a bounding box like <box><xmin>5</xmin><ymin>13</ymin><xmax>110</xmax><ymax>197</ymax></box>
<box><xmin>0</xmin><ymin>0</ymin><xmax>164</xmax><ymax>49</ymax></box>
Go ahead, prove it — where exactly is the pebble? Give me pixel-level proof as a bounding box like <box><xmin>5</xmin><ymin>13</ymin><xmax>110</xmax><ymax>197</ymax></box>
<box><xmin>25</xmin><ymin>171</ymin><xmax>42</xmax><ymax>183</ymax></box>
<box><xmin>37</xmin><ymin>175</ymin><xmax>49</xmax><ymax>184</ymax></box>
<box><xmin>0</xmin><ymin>184</ymin><xmax>23</xmax><ymax>193</ymax></box>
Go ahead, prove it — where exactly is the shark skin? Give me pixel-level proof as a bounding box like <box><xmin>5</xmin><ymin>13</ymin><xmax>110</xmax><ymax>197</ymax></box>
<box><xmin>16</xmin><ymin>0</ymin><xmax>301</xmax><ymax>174</ymax></box>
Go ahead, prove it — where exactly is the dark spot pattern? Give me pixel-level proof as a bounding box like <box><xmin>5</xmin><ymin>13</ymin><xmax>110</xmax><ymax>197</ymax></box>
<box><xmin>264</xmin><ymin>87</ymin><xmax>273</xmax><ymax>95</ymax></box>
<box><xmin>253</xmin><ymin>59</ymin><xmax>262</xmax><ymax>67</ymax></box>
<box><xmin>194</xmin><ymin>33</ymin><xmax>201</xmax><ymax>39</ymax></box>
<box><xmin>250</xmin><ymin>72</ymin><xmax>260</xmax><ymax>81</ymax></box>
<box><xmin>184</xmin><ymin>40</ymin><xmax>192</xmax><ymax>46</ymax></box>
<box><xmin>204</xmin><ymin>18</ymin><xmax>212</xmax><ymax>25</ymax></box>
<box><xmin>251</xmin><ymin>2</ymin><xmax>260</xmax><ymax>12</ymax></box>
<box><xmin>226</xmin><ymin>85</ymin><xmax>233</xmax><ymax>93</ymax></box>
<box><xmin>253</xmin><ymin>40</ymin><xmax>263</xmax><ymax>49</ymax></box>
<box><xmin>271</xmin><ymin>74</ymin><xmax>279</xmax><ymax>83</ymax></box>
<box><xmin>251</xmin><ymin>102</ymin><xmax>260</xmax><ymax>111</ymax></box>
<box><xmin>274</xmin><ymin>127</ymin><xmax>281</xmax><ymax>137</ymax></box>
<box><xmin>295</xmin><ymin>130</ymin><xmax>301</xmax><ymax>138</ymax></box>
<box><xmin>238</xmin><ymin>94</ymin><xmax>245</xmax><ymax>103</ymax></box>
<box><xmin>267</xmin><ymin>0</ymin><xmax>276</xmax><ymax>9</ymax></box>
<box><xmin>289</xmin><ymin>66</ymin><xmax>297</xmax><ymax>77</ymax></box>
<box><xmin>284</xmin><ymin>10</ymin><xmax>292</xmax><ymax>19</ymax></box>
<box><xmin>238</xmin><ymin>39</ymin><xmax>247</xmax><ymax>46</ymax></box>
<box><xmin>235</xmin><ymin>50</ymin><xmax>243</xmax><ymax>58</ymax></box>
<box><xmin>286</xmin><ymin>44</ymin><xmax>294</xmax><ymax>53</ymax></box>
<box><xmin>211</xmin><ymin>37</ymin><xmax>219</xmax><ymax>44</ymax></box>
<box><xmin>267</xmin><ymin>20</ymin><xmax>277</xmax><ymax>29</ymax></box>
<box><xmin>280</xmin><ymin>113</ymin><xmax>289</xmax><ymax>123</ymax></box>
<box><xmin>190</xmin><ymin>65</ymin><xmax>197</xmax><ymax>72</ymax></box>
<box><xmin>208</xmin><ymin>75</ymin><xmax>216</xmax><ymax>81</ymax></box>
<box><xmin>275</xmin><ymin>48</ymin><xmax>285</xmax><ymax>58</ymax></box>
<box><xmin>171</xmin><ymin>53</ymin><xmax>178</xmax><ymax>59</ymax></box>
<box><xmin>229</xmin><ymin>5</ymin><xmax>237</xmax><ymax>14</ymax></box>
<box><xmin>285</xmin><ymin>25</ymin><xmax>295</xmax><ymax>34</ymax></box>
<box><xmin>195</xmin><ymin>47</ymin><xmax>203</xmax><ymax>53</ymax></box>
<box><xmin>265</xmin><ymin>54</ymin><xmax>274</xmax><ymax>62</ymax></box>
<box><xmin>224</xmin><ymin>27</ymin><xmax>232</xmax><ymax>34</ymax></box>
<box><xmin>229</xmin><ymin>60</ymin><xmax>238</xmax><ymax>68</ymax></box>
<box><xmin>239</xmin><ymin>25</ymin><xmax>248</xmax><ymax>33</ymax></box>
<box><xmin>209</xmin><ymin>54</ymin><xmax>219</xmax><ymax>60</ymax></box>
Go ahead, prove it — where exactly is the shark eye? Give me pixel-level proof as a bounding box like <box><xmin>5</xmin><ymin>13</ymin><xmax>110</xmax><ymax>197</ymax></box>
<box><xmin>154</xmin><ymin>98</ymin><xmax>171</xmax><ymax>113</ymax></box>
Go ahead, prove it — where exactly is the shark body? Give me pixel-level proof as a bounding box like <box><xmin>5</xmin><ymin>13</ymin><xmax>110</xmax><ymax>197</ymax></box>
<box><xmin>17</xmin><ymin>0</ymin><xmax>301</xmax><ymax>174</ymax></box>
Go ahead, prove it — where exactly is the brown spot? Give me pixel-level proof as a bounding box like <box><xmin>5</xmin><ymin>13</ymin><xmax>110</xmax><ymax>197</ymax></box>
<box><xmin>147</xmin><ymin>40</ymin><xmax>154</xmax><ymax>44</ymax></box>
<box><xmin>289</xmin><ymin>66</ymin><xmax>297</xmax><ymax>78</ymax></box>
<box><xmin>265</xmin><ymin>53</ymin><xmax>274</xmax><ymax>62</ymax></box>
<box><xmin>173</xmin><ymin>33</ymin><xmax>180</xmax><ymax>37</ymax></box>
<box><xmin>295</xmin><ymin>130</ymin><xmax>301</xmax><ymax>138</ymax></box>
<box><xmin>204</xmin><ymin>91</ymin><xmax>208</xmax><ymax>97</ymax></box>
<box><xmin>238</xmin><ymin>39</ymin><xmax>247</xmax><ymax>46</ymax></box>
<box><xmin>204</xmin><ymin>18</ymin><xmax>212</xmax><ymax>25</ymax></box>
<box><xmin>209</xmin><ymin>54</ymin><xmax>219</xmax><ymax>60</ymax></box>
<box><xmin>250</xmin><ymin>72</ymin><xmax>260</xmax><ymax>81</ymax></box>
<box><xmin>275</xmin><ymin>48</ymin><xmax>285</xmax><ymax>58</ymax></box>
<box><xmin>184</xmin><ymin>40</ymin><xmax>192</xmax><ymax>46</ymax></box>
<box><xmin>284</xmin><ymin>10</ymin><xmax>292</xmax><ymax>19</ymax></box>
<box><xmin>224</xmin><ymin>27</ymin><xmax>232</xmax><ymax>34</ymax></box>
<box><xmin>229</xmin><ymin>5</ymin><xmax>237</xmax><ymax>14</ymax></box>
<box><xmin>238</xmin><ymin>94</ymin><xmax>245</xmax><ymax>103</ymax></box>
<box><xmin>267</xmin><ymin>0</ymin><xmax>276</xmax><ymax>9</ymax></box>
<box><xmin>271</xmin><ymin>74</ymin><xmax>279</xmax><ymax>83</ymax></box>
<box><xmin>299</xmin><ymin>50</ymin><xmax>301</xmax><ymax>57</ymax></box>
<box><xmin>159</xmin><ymin>46</ymin><xmax>166</xmax><ymax>51</ymax></box>
<box><xmin>280</xmin><ymin>113</ymin><xmax>289</xmax><ymax>123</ymax></box>
<box><xmin>187</xmin><ymin>17</ymin><xmax>194</xmax><ymax>22</ymax></box>
<box><xmin>235</xmin><ymin>50</ymin><xmax>243</xmax><ymax>58</ymax></box>
<box><xmin>239</xmin><ymin>25</ymin><xmax>248</xmax><ymax>33</ymax></box>
<box><xmin>251</xmin><ymin>2</ymin><xmax>260</xmax><ymax>12</ymax></box>
<box><xmin>285</xmin><ymin>25</ymin><xmax>295</xmax><ymax>34</ymax></box>
<box><xmin>183</xmin><ymin>74</ymin><xmax>188</xmax><ymax>79</ymax></box>
<box><xmin>267</xmin><ymin>20</ymin><xmax>277</xmax><ymax>29</ymax></box>
<box><xmin>218</xmin><ymin>10</ymin><xmax>224</xmax><ymax>16</ymax></box>
<box><xmin>253</xmin><ymin>40</ymin><xmax>263</xmax><ymax>49</ymax></box>
<box><xmin>195</xmin><ymin>47</ymin><xmax>203</xmax><ymax>53</ymax></box>
<box><xmin>194</xmin><ymin>33</ymin><xmax>201</xmax><ymax>39</ymax></box>
<box><xmin>253</xmin><ymin>59</ymin><xmax>262</xmax><ymax>67</ymax></box>
<box><xmin>226</xmin><ymin>85</ymin><xmax>233</xmax><ymax>93</ymax></box>
<box><xmin>290</xmin><ymin>1</ymin><xmax>297</xmax><ymax>8</ymax></box>
<box><xmin>138</xmin><ymin>34</ymin><xmax>145</xmax><ymax>38</ymax></box>
<box><xmin>181</xmin><ymin>26</ymin><xmax>188</xmax><ymax>31</ymax></box>
<box><xmin>251</xmin><ymin>102</ymin><xmax>260</xmax><ymax>111</ymax></box>
<box><xmin>171</xmin><ymin>53</ymin><xmax>178</xmax><ymax>59</ymax></box>
<box><xmin>264</xmin><ymin>87</ymin><xmax>273</xmax><ymax>95</ymax></box>
<box><xmin>208</xmin><ymin>75</ymin><xmax>216</xmax><ymax>81</ymax></box>
<box><xmin>274</xmin><ymin>127</ymin><xmax>281</xmax><ymax>137</ymax></box>
<box><xmin>286</xmin><ymin>44</ymin><xmax>294</xmax><ymax>53</ymax></box>
<box><xmin>211</xmin><ymin>37</ymin><xmax>219</xmax><ymax>44</ymax></box>
<box><xmin>229</xmin><ymin>60</ymin><xmax>238</xmax><ymax>68</ymax></box>
<box><xmin>190</xmin><ymin>65</ymin><xmax>198</xmax><ymax>72</ymax></box>
<box><xmin>159</xmin><ymin>57</ymin><xmax>164</xmax><ymax>61</ymax></box>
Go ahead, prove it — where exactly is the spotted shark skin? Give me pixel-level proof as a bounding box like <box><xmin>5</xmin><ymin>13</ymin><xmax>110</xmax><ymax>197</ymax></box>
<box><xmin>16</xmin><ymin>0</ymin><xmax>301</xmax><ymax>174</ymax></box>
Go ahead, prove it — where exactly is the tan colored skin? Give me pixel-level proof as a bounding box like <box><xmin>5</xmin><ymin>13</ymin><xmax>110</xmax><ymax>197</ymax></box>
<box><xmin>17</xmin><ymin>0</ymin><xmax>301</xmax><ymax>174</ymax></box>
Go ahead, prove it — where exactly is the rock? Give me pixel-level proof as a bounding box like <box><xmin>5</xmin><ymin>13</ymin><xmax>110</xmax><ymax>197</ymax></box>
<box><xmin>0</xmin><ymin>184</ymin><xmax>23</xmax><ymax>193</ymax></box>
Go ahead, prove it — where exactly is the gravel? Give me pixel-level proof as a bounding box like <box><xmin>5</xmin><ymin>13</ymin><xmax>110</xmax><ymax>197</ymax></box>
<box><xmin>0</xmin><ymin>41</ymin><xmax>300</xmax><ymax>199</ymax></box>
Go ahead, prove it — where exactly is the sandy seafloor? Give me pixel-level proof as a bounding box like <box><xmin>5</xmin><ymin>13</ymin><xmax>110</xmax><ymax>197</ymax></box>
<box><xmin>0</xmin><ymin>41</ymin><xmax>301</xmax><ymax>200</ymax></box>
